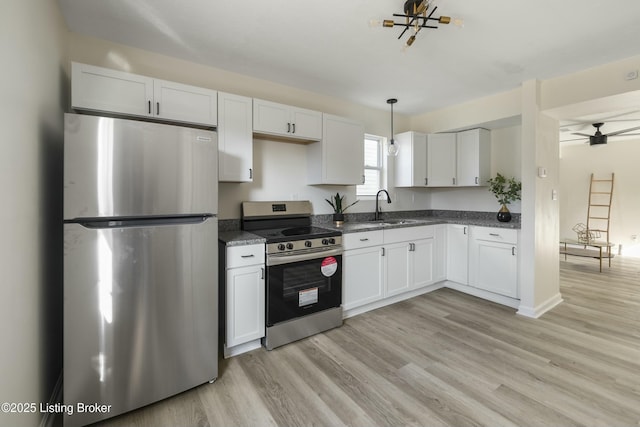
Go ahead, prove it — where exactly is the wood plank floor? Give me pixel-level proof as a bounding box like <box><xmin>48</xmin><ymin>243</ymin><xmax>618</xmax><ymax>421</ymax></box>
<box><xmin>93</xmin><ymin>256</ymin><xmax>640</xmax><ymax>427</ymax></box>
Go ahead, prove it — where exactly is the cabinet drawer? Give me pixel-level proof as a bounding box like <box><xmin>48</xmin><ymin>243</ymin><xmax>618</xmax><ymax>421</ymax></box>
<box><xmin>343</xmin><ymin>231</ymin><xmax>383</xmax><ymax>250</ymax></box>
<box><xmin>471</xmin><ymin>227</ymin><xmax>517</xmax><ymax>244</ymax></box>
<box><xmin>384</xmin><ymin>225</ymin><xmax>434</xmax><ymax>244</ymax></box>
<box><xmin>227</xmin><ymin>244</ymin><xmax>265</xmax><ymax>268</ymax></box>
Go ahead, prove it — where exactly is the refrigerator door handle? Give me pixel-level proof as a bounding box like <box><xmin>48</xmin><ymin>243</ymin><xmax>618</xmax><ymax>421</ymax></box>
<box><xmin>73</xmin><ymin>215</ymin><xmax>213</xmax><ymax>229</ymax></box>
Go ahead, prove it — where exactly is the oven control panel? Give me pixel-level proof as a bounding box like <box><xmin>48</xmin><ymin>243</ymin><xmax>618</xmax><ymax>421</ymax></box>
<box><xmin>268</xmin><ymin>236</ymin><xmax>343</xmax><ymax>254</ymax></box>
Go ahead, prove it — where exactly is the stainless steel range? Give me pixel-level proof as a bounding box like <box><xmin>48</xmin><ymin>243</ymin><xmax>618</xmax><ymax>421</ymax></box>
<box><xmin>242</xmin><ymin>201</ymin><xmax>343</xmax><ymax>350</ymax></box>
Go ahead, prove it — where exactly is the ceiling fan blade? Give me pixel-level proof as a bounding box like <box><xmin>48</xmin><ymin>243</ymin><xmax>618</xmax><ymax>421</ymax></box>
<box><xmin>571</xmin><ymin>132</ymin><xmax>592</xmax><ymax>137</ymax></box>
<box><xmin>605</xmin><ymin>125</ymin><xmax>640</xmax><ymax>137</ymax></box>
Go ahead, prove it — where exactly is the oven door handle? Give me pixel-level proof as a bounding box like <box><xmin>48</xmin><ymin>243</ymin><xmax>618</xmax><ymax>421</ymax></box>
<box><xmin>267</xmin><ymin>247</ymin><xmax>343</xmax><ymax>266</ymax></box>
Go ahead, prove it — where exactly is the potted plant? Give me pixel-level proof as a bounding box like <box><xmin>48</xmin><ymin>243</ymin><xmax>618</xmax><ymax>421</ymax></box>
<box><xmin>487</xmin><ymin>173</ymin><xmax>522</xmax><ymax>222</ymax></box>
<box><xmin>325</xmin><ymin>192</ymin><xmax>358</xmax><ymax>225</ymax></box>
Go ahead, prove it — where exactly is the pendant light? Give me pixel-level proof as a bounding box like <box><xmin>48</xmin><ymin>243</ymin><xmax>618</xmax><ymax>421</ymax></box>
<box><xmin>387</xmin><ymin>98</ymin><xmax>399</xmax><ymax>156</ymax></box>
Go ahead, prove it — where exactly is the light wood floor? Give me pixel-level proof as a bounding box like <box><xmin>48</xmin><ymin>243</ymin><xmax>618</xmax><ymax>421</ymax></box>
<box><xmin>93</xmin><ymin>256</ymin><xmax>640</xmax><ymax>427</ymax></box>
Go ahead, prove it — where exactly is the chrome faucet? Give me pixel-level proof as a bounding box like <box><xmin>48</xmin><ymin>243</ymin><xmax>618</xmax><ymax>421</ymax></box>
<box><xmin>375</xmin><ymin>189</ymin><xmax>392</xmax><ymax>221</ymax></box>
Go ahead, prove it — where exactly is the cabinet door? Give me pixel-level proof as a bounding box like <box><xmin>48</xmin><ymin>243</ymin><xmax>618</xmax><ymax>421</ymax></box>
<box><xmin>427</xmin><ymin>133</ymin><xmax>456</xmax><ymax>186</ymax></box>
<box><xmin>395</xmin><ymin>131</ymin><xmax>427</xmax><ymax>187</ymax></box>
<box><xmin>291</xmin><ymin>107</ymin><xmax>322</xmax><ymax>140</ymax></box>
<box><xmin>457</xmin><ymin>128</ymin><xmax>490</xmax><ymax>186</ymax></box>
<box><xmin>153</xmin><ymin>79</ymin><xmax>217</xmax><ymax>126</ymax></box>
<box><xmin>343</xmin><ymin>246</ymin><xmax>384</xmax><ymax>310</ymax></box>
<box><xmin>469</xmin><ymin>239</ymin><xmax>518</xmax><ymax>298</ymax></box>
<box><xmin>447</xmin><ymin>224</ymin><xmax>469</xmax><ymax>284</ymax></box>
<box><xmin>72</xmin><ymin>62</ymin><xmax>153</xmax><ymax>118</ymax></box>
<box><xmin>218</xmin><ymin>92</ymin><xmax>254</xmax><ymax>182</ymax></box>
<box><xmin>385</xmin><ymin>242</ymin><xmax>411</xmax><ymax>297</ymax></box>
<box><xmin>226</xmin><ymin>265</ymin><xmax>265</xmax><ymax>347</ymax></box>
<box><xmin>433</xmin><ymin>224</ymin><xmax>447</xmax><ymax>282</ymax></box>
<box><xmin>309</xmin><ymin>114</ymin><xmax>364</xmax><ymax>185</ymax></box>
<box><xmin>253</xmin><ymin>99</ymin><xmax>290</xmax><ymax>136</ymax></box>
<box><xmin>411</xmin><ymin>238</ymin><xmax>434</xmax><ymax>289</ymax></box>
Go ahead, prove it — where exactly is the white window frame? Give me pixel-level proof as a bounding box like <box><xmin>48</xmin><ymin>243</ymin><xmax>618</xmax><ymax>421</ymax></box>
<box><xmin>357</xmin><ymin>134</ymin><xmax>386</xmax><ymax>197</ymax></box>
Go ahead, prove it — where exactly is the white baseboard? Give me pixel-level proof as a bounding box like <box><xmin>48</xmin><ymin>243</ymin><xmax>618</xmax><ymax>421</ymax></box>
<box><xmin>223</xmin><ymin>339</ymin><xmax>262</xmax><ymax>358</ymax></box>
<box><xmin>517</xmin><ymin>293</ymin><xmax>564</xmax><ymax>318</ymax></box>
<box><xmin>444</xmin><ymin>281</ymin><xmax>520</xmax><ymax>309</ymax></box>
<box><xmin>39</xmin><ymin>371</ymin><xmax>63</xmax><ymax>427</ymax></box>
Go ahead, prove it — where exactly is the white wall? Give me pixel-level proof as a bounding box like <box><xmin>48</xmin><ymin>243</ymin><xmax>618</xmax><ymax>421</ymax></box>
<box><xmin>560</xmin><ymin>138</ymin><xmax>640</xmax><ymax>256</ymax></box>
<box><xmin>0</xmin><ymin>1</ymin><xmax>67</xmax><ymax>426</ymax></box>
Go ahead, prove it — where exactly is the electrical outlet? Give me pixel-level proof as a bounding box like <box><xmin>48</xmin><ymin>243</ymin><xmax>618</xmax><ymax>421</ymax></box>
<box><xmin>631</xmin><ymin>234</ymin><xmax>637</xmax><ymax>242</ymax></box>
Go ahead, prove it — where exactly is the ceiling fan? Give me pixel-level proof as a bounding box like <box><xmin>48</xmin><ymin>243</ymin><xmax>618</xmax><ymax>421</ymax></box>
<box><xmin>572</xmin><ymin>122</ymin><xmax>640</xmax><ymax>146</ymax></box>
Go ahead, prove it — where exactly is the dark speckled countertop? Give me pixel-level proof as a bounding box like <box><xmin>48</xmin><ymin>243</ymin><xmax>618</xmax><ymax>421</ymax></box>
<box><xmin>219</xmin><ymin>209</ymin><xmax>520</xmax><ymax>245</ymax></box>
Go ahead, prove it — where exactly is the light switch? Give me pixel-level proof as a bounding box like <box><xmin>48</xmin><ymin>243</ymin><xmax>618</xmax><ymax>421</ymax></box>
<box><xmin>552</xmin><ymin>189</ymin><xmax>558</xmax><ymax>201</ymax></box>
<box><xmin>538</xmin><ymin>167</ymin><xmax>547</xmax><ymax>178</ymax></box>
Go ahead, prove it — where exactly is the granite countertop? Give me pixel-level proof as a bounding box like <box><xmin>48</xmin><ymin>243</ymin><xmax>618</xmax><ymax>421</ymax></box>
<box><xmin>218</xmin><ymin>230</ymin><xmax>265</xmax><ymax>246</ymax></box>
<box><xmin>218</xmin><ymin>210</ymin><xmax>520</xmax><ymax>244</ymax></box>
<box><xmin>321</xmin><ymin>217</ymin><xmax>519</xmax><ymax>233</ymax></box>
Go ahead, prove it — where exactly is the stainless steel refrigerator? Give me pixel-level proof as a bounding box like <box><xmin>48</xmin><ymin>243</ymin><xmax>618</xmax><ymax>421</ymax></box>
<box><xmin>63</xmin><ymin>113</ymin><xmax>218</xmax><ymax>427</ymax></box>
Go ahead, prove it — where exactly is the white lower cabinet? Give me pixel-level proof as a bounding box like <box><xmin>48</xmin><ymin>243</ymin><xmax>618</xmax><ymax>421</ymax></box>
<box><xmin>343</xmin><ymin>231</ymin><xmax>384</xmax><ymax>310</ymax></box>
<box><xmin>224</xmin><ymin>244</ymin><xmax>265</xmax><ymax>356</ymax></box>
<box><xmin>447</xmin><ymin>224</ymin><xmax>469</xmax><ymax>284</ymax></box>
<box><xmin>343</xmin><ymin>226</ymin><xmax>439</xmax><ymax>316</ymax></box>
<box><xmin>468</xmin><ymin>227</ymin><xmax>518</xmax><ymax>298</ymax></box>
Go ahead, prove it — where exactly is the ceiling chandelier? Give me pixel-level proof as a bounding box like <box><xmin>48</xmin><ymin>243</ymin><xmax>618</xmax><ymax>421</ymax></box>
<box><xmin>372</xmin><ymin>0</ymin><xmax>460</xmax><ymax>49</ymax></box>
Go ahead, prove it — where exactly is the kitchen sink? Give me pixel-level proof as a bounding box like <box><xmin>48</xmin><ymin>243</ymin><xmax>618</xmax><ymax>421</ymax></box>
<box><xmin>366</xmin><ymin>219</ymin><xmax>421</xmax><ymax>226</ymax></box>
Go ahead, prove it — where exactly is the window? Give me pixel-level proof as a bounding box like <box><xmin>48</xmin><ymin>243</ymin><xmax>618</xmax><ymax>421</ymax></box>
<box><xmin>357</xmin><ymin>134</ymin><xmax>384</xmax><ymax>196</ymax></box>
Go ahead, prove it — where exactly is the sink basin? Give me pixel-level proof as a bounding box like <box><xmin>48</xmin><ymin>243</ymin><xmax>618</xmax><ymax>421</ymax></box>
<box><xmin>366</xmin><ymin>219</ymin><xmax>420</xmax><ymax>226</ymax></box>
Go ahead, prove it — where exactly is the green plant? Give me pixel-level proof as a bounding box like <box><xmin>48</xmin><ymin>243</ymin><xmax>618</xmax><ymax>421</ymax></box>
<box><xmin>487</xmin><ymin>173</ymin><xmax>522</xmax><ymax>206</ymax></box>
<box><xmin>325</xmin><ymin>192</ymin><xmax>358</xmax><ymax>214</ymax></box>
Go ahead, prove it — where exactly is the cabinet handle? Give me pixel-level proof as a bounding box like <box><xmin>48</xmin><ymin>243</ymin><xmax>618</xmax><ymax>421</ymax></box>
<box><xmin>381</xmin><ymin>247</ymin><xmax>385</xmax><ymax>256</ymax></box>
<box><xmin>362</xmin><ymin>175</ymin><xmax>365</xmax><ymax>184</ymax></box>
<box><xmin>292</xmin><ymin>123</ymin><xmax>296</xmax><ymax>134</ymax></box>
<box><xmin>148</xmin><ymin>100</ymin><xmax>151</xmax><ymax>114</ymax></box>
<box><xmin>249</xmin><ymin>168</ymin><xmax>253</xmax><ymax>179</ymax></box>
<box><xmin>409</xmin><ymin>243</ymin><xmax>415</xmax><ymax>251</ymax></box>
<box><xmin>156</xmin><ymin>102</ymin><xmax>160</xmax><ymax>115</ymax></box>
<box><xmin>475</xmin><ymin>177</ymin><xmax>479</xmax><ymax>185</ymax></box>
<box><xmin>512</xmin><ymin>247</ymin><xmax>516</xmax><ymax>256</ymax></box>
<box><xmin>425</xmin><ymin>178</ymin><xmax>428</xmax><ymax>185</ymax></box>
<box><xmin>463</xmin><ymin>227</ymin><xmax>467</xmax><ymax>235</ymax></box>
<box><xmin>261</xmin><ymin>267</ymin><xmax>265</xmax><ymax>280</ymax></box>
<box><xmin>359</xmin><ymin>238</ymin><xmax>369</xmax><ymax>242</ymax></box>
<box><xmin>453</xmin><ymin>177</ymin><xmax>456</xmax><ymax>185</ymax></box>
<box><xmin>489</xmin><ymin>233</ymin><xmax>500</xmax><ymax>237</ymax></box>
<box><xmin>287</xmin><ymin>122</ymin><xmax>291</xmax><ymax>133</ymax></box>
<box><xmin>241</xmin><ymin>254</ymin><xmax>255</xmax><ymax>258</ymax></box>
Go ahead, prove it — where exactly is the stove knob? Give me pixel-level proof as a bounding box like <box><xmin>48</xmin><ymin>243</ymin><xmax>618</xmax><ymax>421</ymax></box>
<box><xmin>277</xmin><ymin>243</ymin><xmax>286</xmax><ymax>251</ymax></box>
<box><xmin>328</xmin><ymin>238</ymin><xmax>336</xmax><ymax>244</ymax></box>
<box><xmin>322</xmin><ymin>239</ymin><xmax>329</xmax><ymax>245</ymax></box>
<box><xmin>286</xmin><ymin>242</ymin><xmax>294</xmax><ymax>250</ymax></box>
<box><xmin>305</xmin><ymin>240</ymin><xmax>312</xmax><ymax>248</ymax></box>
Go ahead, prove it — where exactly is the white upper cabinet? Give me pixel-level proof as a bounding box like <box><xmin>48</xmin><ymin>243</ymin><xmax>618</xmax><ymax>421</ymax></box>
<box><xmin>71</xmin><ymin>62</ymin><xmax>217</xmax><ymax>127</ymax></box>
<box><xmin>253</xmin><ymin>98</ymin><xmax>322</xmax><ymax>141</ymax></box>
<box><xmin>153</xmin><ymin>79</ymin><xmax>217</xmax><ymax>126</ymax></box>
<box><xmin>307</xmin><ymin>113</ymin><xmax>364</xmax><ymax>185</ymax></box>
<box><xmin>395</xmin><ymin>131</ymin><xmax>428</xmax><ymax>187</ymax></box>
<box><xmin>218</xmin><ymin>92</ymin><xmax>254</xmax><ymax>182</ymax></box>
<box><xmin>427</xmin><ymin>133</ymin><xmax>457</xmax><ymax>186</ymax></box>
<box><xmin>456</xmin><ymin>128</ymin><xmax>491</xmax><ymax>186</ymax></box>
<box><xmin>72</xmin><ymin>62</ymin><xmax>153</xmax><ymax>118</ymax></box>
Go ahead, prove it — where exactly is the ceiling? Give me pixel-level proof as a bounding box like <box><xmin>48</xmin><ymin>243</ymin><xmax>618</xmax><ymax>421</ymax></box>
<box><xmin>58</xmin><ymin>0</ymin><xmax>640</xmax><ymax>118</ymax></box>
